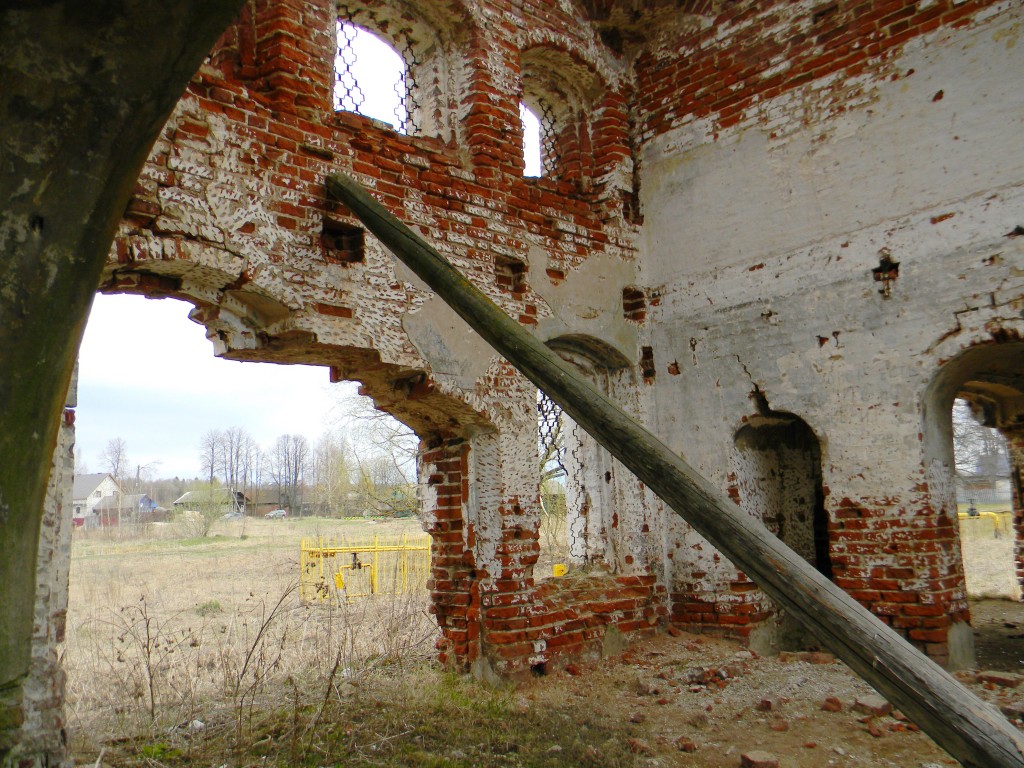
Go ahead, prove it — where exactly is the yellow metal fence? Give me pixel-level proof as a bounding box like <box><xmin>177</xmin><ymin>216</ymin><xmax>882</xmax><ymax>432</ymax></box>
<box><xmin>300</xmin><ymin>534</ymin><xmax>431</xmax><ymax>603</ymax></box>
<box><xmin>957</xmin><ymin>510</ymin><xmax>1014</xmax><ymax>538</ymax></box>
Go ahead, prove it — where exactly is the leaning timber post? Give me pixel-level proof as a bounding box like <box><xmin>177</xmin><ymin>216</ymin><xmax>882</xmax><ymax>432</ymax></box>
<box><xmin>0</xmin><ymin>3</ymin><xmax>243</xmax><ymax>763</ymax></box>
<box><xmin>326</xmin><ymin>172</ymin><xmax>1024</xmax><ymax>768</ymax></box>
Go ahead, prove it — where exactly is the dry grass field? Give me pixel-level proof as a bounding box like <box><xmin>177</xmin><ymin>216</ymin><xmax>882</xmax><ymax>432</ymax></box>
<box><xmin>66</xmin><ymin>516</ymin><xmax>438</xmax><ymax>764</ymax></box>
<box><xmin>63</xmin><ymin>509</ymin><xmax>1022</xmax><ymax>766</ymax></box>
<box><xmin>957</xmin><ymin>505</ymin><xmax>1020</xmax><ymax>601</ymax></box>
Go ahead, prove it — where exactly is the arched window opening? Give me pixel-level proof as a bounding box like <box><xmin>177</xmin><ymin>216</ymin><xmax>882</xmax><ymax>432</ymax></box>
<box><xmin>923</xmin><ymin>340</ymin><xmax>1024</xmax><ymax>669</ymax></box>
<box><xmin>520</xmin><ymin>102</ymin><xmax>542</xmax><ymax>177</ymax></box>
<box><xmin>535</xmin><ymin>338</ymin><xmax>636</xmax><ymax>580</ymax></box>
<box><xmin>335</xmin><ymin>16</ymin><xmax>418</xmax><ymax>134</ymax></box>
<box><xmin>520</xmin><ymin>100</ymin><xmax>560</xmax><ymax>178</ymax></box>
<box><xmin>520</xmin><ymin>46</ymin><xmax>603</xmax><ymax>183</ymax></box>
<box><xmin>537</xmin><ymin>390</ymin><xmax>567</xmax><ymax>576</ymax></box>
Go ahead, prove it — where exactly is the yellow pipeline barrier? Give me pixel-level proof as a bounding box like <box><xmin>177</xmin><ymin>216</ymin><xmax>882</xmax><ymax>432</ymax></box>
<box><xmin>300</xmin><ymin>533</ymin><xmax>431</xmax><ymax>603</ymax></box>
<box><xmin>957</xmin><ymin>510</ymin><xmax>1013</xmax><ymax>538</ymax></box>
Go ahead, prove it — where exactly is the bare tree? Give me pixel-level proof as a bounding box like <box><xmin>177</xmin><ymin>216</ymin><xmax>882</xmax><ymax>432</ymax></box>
<box><xmin>99</xmin><ymin>437</ymin><xmax>129</xmax><ymax>529</ymax></box>
<box><xmin>351</xmin><ymin>453</ymin><xmax>417</xmax><ymax>517</ymax></box>
<box><xmin>311</xmin><ymin>430</ymin><xmax>352</xmax><ymax>516</ymax></box>
<box><xmin>333</xmin><ymin>397</ymin><xmax>419</xmax><ymax>517</ymax></box>
<box><xmin>242</xmin><ymin>435</ymin><xmax>264</xmax><ymax>514</ymax></box>
<box><xmin>100</xmin><ymin>436</ymin><xmax>130</xmax><ymax>484</ymax></box>
<box><xmin>953</xmin><ymin>398</ymin><xmax>1008</xmax><ymax>476</ymax></box>
<box><xmin>199</xmin><ymin>428</ymin><xmax>221</xmax><ymax>486</ymax></box>
<box><xmin>269</xmin><ymin>434</ymin><xmax>310</xmax><ymax>513</ymax></box>
<box><xmin>220</xmin><ymin>426</ymin><xmax>255</xmax><ymax>490</ymax></box>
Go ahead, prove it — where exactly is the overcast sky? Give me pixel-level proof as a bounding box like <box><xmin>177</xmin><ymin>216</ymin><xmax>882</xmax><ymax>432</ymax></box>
<box><xmin>76</xmin><ymin>294</ymin><xmax>359</xmax><ymax>479</ymax></box>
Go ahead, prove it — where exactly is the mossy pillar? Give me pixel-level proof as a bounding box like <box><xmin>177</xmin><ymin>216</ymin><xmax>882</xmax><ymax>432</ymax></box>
<box><xmin>0</xmin><ymin>2</ymin><xmax>242</xmax><ymax>762</ymax></box>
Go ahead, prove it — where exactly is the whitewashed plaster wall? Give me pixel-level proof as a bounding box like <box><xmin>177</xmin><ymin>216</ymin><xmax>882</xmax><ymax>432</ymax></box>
<box><xmin>637</xmin><ymin>5</ymin><xmax>1024</xmax><ymax>661</ymax></box>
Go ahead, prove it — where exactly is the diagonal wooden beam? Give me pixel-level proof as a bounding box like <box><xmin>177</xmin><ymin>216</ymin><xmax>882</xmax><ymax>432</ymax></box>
<box><xmin>327</xmin><ymin>172</ymin><xmax>1024</xmax><ymax>768</ymax></box>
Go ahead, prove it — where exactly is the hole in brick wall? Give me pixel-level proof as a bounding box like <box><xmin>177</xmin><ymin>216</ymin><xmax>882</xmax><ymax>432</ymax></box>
<box><xmin>622</xmin><ymin>286</ymin><xmax>647</xmax><ymax>322</ymax></box>
<box><xmin>640</xmin><ymin>346</ymin><xmax>655</xmax><ymax>383</ymax></box>
<box><xmin>811</xmin><ymin>2</ymin><xmax>838</xmax><ymax>24</ymax></box>
<box><xmin>621</xmin><ymin>189</ymin><xmax>643</xmax><ymax>226</ymax></box>
<box><xmin>530</xmin><ymin>662</ymin><xmax>547</xmax><ymax>676</ymax></box>
<box><xmin>495</xmin><ymin>254</ymin><xmax>528</xmax><ymax>294</ymax></box>
<box><xmin>321</xmin><ymin>218</ymin><xmax>365</xmax><ymax>264</ymax></box>
<box><xmin>871</xmin><ymin>249</ymin><xmax>899</xmax><ymax>298</ymax></box>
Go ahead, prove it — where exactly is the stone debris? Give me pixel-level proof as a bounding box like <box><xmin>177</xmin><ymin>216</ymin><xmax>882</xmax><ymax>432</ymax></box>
<box><xmin>976</xmin><ymin>670</ymin><xmax>1024</xmax><ymax>689</ymax></box>
<box><xmin>627</xmin><ymin>737</ymin><xmax>654</xmax><ymax>754</ymax></box>
<box><xmin>778</xmin><ymin>651</ymin><xmax>835</xmax><ymax>665</ymax></box>
<box><xmin>821</xmin><ymin>696</ymin><xmax>843</xmax><ymax>712</ymax></box>
<box><xmin>675</xmin><ymin>736</ymin><xmax>697</xmax><ymax>752</ymax></box>
<box><xmin>756</xmin><ymin>696</ymin><xmax>783</xmax><ymax>711</ymax></box>
<box><xmin>853</xmin><ymin>695</ymin><xmax>892</xmax><ymax>717</ymax></box>
<box><xmin>688</xmin><ymin>712</ymin><xmax>710</xmax><ymax>729</ymax></box>
<box><xmin>740</xmin><ymin>749</ymin><xmax>780</xmax><ymax>767</ymax></box>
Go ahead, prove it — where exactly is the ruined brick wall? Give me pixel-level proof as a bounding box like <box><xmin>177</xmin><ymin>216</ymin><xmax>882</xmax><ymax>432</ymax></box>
<box><xmin>86</xmin><ymin>0</ymin><xmax>1024</xmax><ymax>685</ymax></box>
<box><xmin>103</xmin><ymin>0</ymin><xmax>662</xmax><ymax>676</ymax></box>
<box><xmin>633</xmin><ymin>0</ymin><xmax>1024</xmax><ymax>664</ymax></box>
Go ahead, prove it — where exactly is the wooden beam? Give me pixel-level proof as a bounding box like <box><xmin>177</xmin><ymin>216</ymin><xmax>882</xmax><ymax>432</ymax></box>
<box><xmin>326</xmin><ymin>172</ymin><xmax>1024</xmax><ymax>768</ymax></box>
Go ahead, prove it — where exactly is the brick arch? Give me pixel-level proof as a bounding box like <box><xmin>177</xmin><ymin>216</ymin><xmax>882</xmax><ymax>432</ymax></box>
<box><xmin>516</xmin><ymin>42</ymin><xmax>634</xmax><ymax>209</ymax></box>
<box><xmin>95</xmin><ymin>274</ymin><xmax>504</xmax><ymax>671</ymax></box>
<box><xmin>519</xmin><ymin>44</ymin><xmax>606</xmax><ymax>185</ymax></box>
<box><xmin>535</xmin><ymin>333</ymin><xmax>657</xmax><ymax>577</ymax></box>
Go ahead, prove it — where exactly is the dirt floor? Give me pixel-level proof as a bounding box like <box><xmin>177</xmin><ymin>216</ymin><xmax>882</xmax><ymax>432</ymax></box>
<box><xmin>970</xmin><ymin>598</ymin><xmax>1024</xmax><ymax>672</ymax></box>
<box><xmin>510</xmin><ymin>629</ymin><xmax>988</xmax><ymax>768</ymax></box>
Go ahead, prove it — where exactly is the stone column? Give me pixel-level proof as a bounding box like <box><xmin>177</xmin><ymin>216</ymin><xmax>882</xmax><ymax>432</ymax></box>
<box><xmin>3</xmin><ymin>369</ymin><xmax>75</xmax><ymax>768</ymax></box>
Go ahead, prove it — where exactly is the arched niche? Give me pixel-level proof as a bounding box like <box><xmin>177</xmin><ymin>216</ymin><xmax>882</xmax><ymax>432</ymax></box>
<box><xmin>733</xmin><ymin>412</ymin><xmax>830</xmax><ymax>650</ymax></box>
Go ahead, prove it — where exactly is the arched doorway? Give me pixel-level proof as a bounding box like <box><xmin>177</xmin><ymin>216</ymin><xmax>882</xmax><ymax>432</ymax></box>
<box><xmin>733</xmin><ymin>413</ymin><xmax>830</xmax><ymax>651</ymax></box>
<box><xmin>925</xmin><ymin>340</ymin><xmax>1024</xmax><ymax>669</ymax></box>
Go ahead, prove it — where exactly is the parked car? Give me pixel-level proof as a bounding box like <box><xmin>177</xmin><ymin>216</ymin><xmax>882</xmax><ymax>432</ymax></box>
<box><xmin>265</xmin><ymin>509</ymin><xmax>288</xmax><ymax>519</ymax></box>
<box><xmin>222</xmin><ymin>511</ymin><xmax>243</xmax><ymax>520</ymax></box>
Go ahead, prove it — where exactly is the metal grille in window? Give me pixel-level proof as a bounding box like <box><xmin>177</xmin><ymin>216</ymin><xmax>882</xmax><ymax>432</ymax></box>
<box><xmin>538</xmin><ymin>391</ymin><xmax>566</xmax><ymax>481</ymax></box>
<box><xmin>335</xmin><ymin>9</ymin><xmax>421</xmax><ymax>135</ymax></box>
<box><xmin>538</xmin><ymin>99</ymin><xmax>560</xmax><ymax>177</ymax></box>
